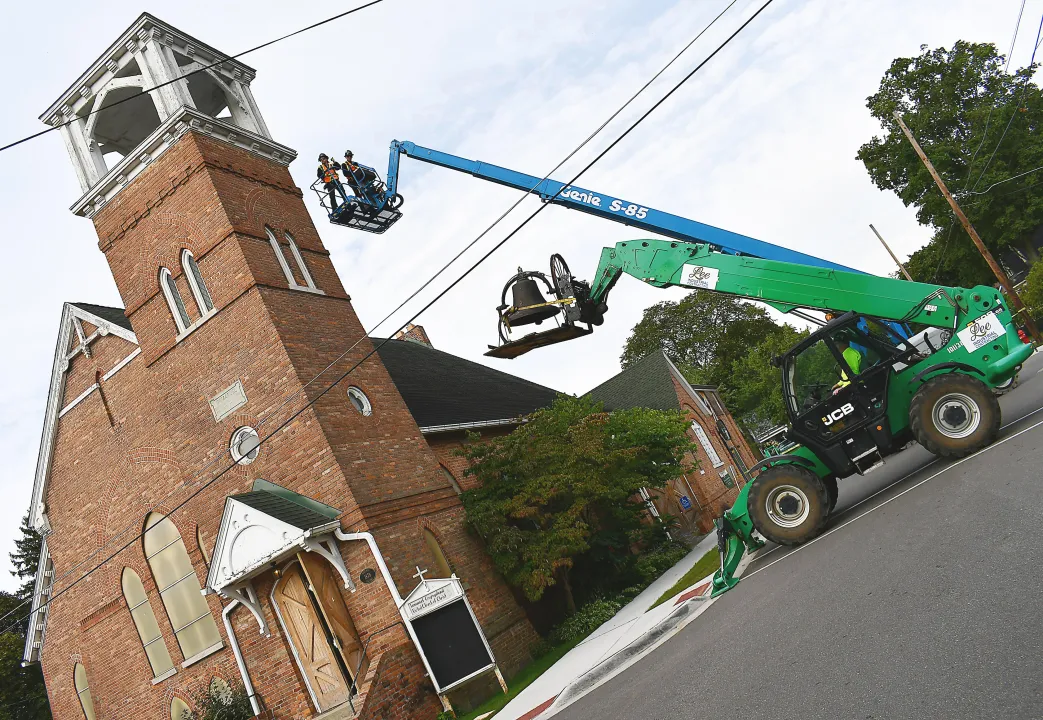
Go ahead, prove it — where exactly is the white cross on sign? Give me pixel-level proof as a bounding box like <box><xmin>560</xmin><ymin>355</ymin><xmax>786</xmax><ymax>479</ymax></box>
<box><xmin>412</xmin><ymin>566</ymin><xmax>429</xmax><ymax>583</ymax></box>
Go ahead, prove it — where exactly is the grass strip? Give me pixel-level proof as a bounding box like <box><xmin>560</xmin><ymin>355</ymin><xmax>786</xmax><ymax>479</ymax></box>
<box><xmin>455</xmin><ymin>637</ymin><xmax>583</xmax><ymax>720</ymax></box>
<box><xmin>648</xmin><ymin>548</ymin><xmax>718</xmax><ymax>610</ymax></box>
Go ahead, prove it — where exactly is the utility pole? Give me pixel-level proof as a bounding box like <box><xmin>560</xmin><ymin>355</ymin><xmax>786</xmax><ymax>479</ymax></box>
<box><xmin>869</xmin><ymin>223</ymin><xmax>914</xmax><ymax>281</ymax></box>
<box><xmin>892</xmin><ymin>111</ymin><xmax>1041</xmax><ymax>344</ymax></box>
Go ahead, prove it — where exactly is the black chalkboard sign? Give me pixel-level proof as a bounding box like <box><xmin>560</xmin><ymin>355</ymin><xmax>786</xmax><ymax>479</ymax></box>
<box><xmin>411</xmin><ymin>600</ymin><xmax>493</xmax><ymax>690</ymax></box>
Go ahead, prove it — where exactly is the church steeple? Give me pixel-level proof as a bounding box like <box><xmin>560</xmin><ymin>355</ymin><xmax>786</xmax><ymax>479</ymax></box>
<box><xmin>40</xmin><ymin>13</ymin><xmax>293</xmax><ymax>218</ymax></box>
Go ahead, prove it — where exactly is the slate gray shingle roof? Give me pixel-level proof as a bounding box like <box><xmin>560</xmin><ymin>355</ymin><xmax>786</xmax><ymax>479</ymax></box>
<box><xmin>230</xmin><ymin>490</ymin><xmax>338</xmax><ymax>530</ymax></box>
<box><xmin>373</xmin><ymin>338</ymin><xmax>560</xmax><ymax>428</ymax></box>
<box><xmin>585</xmin><ymin>351</ymin><xmax>681</xmax><ymax>412</ymax></box>
<box><xmin>72</xmin><ymin>302</ymin><xmax>133</xmax><ymax>332</ymax></box>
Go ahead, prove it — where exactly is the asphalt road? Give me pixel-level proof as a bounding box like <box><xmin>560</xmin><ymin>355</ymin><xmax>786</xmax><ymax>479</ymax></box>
<box><xmin>555</xmin><ymin>352</ymin><xmax>1043</xmax><ymax>720</ymax></box>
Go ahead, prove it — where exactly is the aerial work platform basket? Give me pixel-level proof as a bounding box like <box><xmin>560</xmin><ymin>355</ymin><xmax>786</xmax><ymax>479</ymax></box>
<box><xmin>311</xmin><ymin>161</ymin><xmax>403</xmax><ymax>234</ymax></box>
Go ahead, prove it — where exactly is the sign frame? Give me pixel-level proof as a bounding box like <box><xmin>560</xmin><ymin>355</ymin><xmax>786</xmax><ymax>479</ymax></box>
<box><xmin>398</xmin><ymin>573</ymin><xmax>498</xmax><ymax>694</ymax></box>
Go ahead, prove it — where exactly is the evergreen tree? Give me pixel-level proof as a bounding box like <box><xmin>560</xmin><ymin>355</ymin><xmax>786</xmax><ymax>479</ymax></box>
<box><xmin>0</xmin><ymin>513</ymin><xmax>51</xmax><ymax>719</ymax></box>
<box><xmin>10</xmin><ymin>514</ymin><xmax>41</xmax><ymax>603</ymax></box>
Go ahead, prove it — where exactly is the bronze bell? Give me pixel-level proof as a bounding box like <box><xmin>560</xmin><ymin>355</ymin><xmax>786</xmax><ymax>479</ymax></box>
<box><xmin>507</xmin><ymin>277</ymin><xmax>560</xmax><ymax>326</ymax></box>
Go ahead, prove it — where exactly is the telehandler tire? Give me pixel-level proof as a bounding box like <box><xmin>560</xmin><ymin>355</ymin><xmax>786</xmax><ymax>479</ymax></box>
<box><xmin>748</xmin><ymin>465</ymin><xmax>830</xmax><ymax>546</ymax></box>
<box><xmin>909</xmin><ymin>373</ymin><xmax>1000</xmax><ymax>458</ymax></box>
<box><xmin>824</xmin><ymin>477</ymin><xmax>839</xmax><ymax>514</ymax></box>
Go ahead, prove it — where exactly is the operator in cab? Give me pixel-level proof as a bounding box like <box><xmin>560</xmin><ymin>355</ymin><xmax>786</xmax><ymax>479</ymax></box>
<box><xmin>317</xmin><ymin>153</ymin><xmax>348</xmax><ymax>211</ymax></box>
<box><xmin>831</xmin><ymin>330</ymin><xmax>863</xmax><ymax>394</ymax></box>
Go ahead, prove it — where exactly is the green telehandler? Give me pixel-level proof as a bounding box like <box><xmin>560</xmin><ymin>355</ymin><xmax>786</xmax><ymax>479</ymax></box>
<box><xmin>486</xmin><ymin>239</ymin><xmax>1034</xmax><ymax>595</ymax></box>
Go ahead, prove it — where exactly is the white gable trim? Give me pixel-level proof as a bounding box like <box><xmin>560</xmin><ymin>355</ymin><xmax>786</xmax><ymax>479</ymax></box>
<box><xmin>662</xmin><ymin>353</ymin><xmax>716</xmax><ymax>417</ymax></box>
<box><xmin>21</xmin><ymin>538</ymin><xmax>52</xmax><ymax>665</ymax></box>
<box><xmin>29</xmin><ymin>304</ymin><xmax>139</xmax><ymax>532</ymax></box>
<box><xmin>205</xmin><ymin>496</ymin><xmax>343</xmax><ymax>632</ymax></box>
<box><xmin>205</xmin><ymin>497</ymin><xmax>342</xmax><ymax>595</ymax></box>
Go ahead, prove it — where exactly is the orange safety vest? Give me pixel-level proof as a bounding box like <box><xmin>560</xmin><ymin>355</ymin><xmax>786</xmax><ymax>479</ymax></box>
<box><xmin>320</xmin><ymin>161</ymin><xmax>339</xmax><ymax>184</ymax></box>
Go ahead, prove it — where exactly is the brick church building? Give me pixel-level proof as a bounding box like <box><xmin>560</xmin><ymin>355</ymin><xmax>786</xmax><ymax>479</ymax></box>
<box><xmin>21</xmin><ymin>14</ymin><xmax>562</xmax><ymax>720</ymax></box>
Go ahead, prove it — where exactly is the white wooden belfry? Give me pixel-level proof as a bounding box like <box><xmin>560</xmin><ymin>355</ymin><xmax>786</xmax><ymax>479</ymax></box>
<box><xmin>204</xmin><ymin>495</ymin><xmax>351</xmax><ymax>636</ymax></box>
<box><xmin>39</xmin><ymin>13</ymin><xmax>295</xmax><ymax>218</ymax></box>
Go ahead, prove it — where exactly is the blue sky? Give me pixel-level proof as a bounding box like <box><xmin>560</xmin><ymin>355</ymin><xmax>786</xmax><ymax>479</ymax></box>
<box><xmin>0</xmin><ymin>0</ymin><xmax>1035</xmax><ymax>590</ymax></box>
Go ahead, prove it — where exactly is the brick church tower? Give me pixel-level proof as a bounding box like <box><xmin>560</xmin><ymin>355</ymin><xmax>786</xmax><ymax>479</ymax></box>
<box><xmin>28</xmin><ymin>14</ymin><xmax>536</xmax><ymax>719</ymax></box>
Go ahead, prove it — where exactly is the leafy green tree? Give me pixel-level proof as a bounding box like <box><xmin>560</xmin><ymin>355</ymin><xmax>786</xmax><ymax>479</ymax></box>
<box><xmin>725</xmin><ymin>323</ymin><xmax>808</xmax><ymax>435</ymax></box>
<box><xmin>857</xmin><ymin>41</ymin><xmax>1043</xmax><ymax>286</ymax></box>
<box><xmin>621</xmin><ymin>290</ymin><xmax>803</xmax><ymax>433</ymax></box>
<box><xmin>0</xmin><ymin>593</ymin><xmax>50</xmax><ymax>720</ymax></box>
<box><xmin>459</xmin><ymin>396</ymin><xmax>695</xmax><ymax>613</ymax></box>
<box><xmin>1019</xmin><ymin>259</ymin><xmax>1043</xmax><ymax>318</ymax></box>
<box><xmin>620</xmin><ymin>290</ymin><xmax>779</xmax><ymax>386</ymax></box>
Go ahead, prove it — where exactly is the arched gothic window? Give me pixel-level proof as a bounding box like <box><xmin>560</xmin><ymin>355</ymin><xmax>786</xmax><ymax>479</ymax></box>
<box><xmin>121</xmin><ymin>568</ymin><xmax>175</xmax><ymax>679</ymax></box>
<box><xmin>181</xmin><ymin>249</ymin><xmax>214</xmax><ymax>316</ymax></box>
<box><xmin>143</xmin><ymin>513</ymin><xmax>222</xmax><ymax>661</ymax></box>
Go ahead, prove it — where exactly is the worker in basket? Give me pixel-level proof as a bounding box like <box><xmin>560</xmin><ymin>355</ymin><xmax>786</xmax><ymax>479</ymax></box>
<box><xmin>317</xmin><ymin>153</ymin><xmax>348</xmax><ymax>212</ymax></box>
<box><xmin>342</xmin><ymin>150</ymin><xmax>377</xmax><ymax>196</ymax></box>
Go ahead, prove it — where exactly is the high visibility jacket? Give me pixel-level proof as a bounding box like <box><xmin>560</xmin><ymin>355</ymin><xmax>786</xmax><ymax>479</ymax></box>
<box><xmin>318</xmin><ymin>161</ymin><xmax>341</xmax><ymax>184</ymax></box>
<box><xmin>836</xmin><ymin>346</ymin><xmax>863</xmax><ymax>388</ymax></box>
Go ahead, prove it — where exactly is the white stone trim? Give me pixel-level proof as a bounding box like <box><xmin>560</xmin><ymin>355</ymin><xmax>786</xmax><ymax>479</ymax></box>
<box><xmin>58</xmin><ymin>384</ymin><xmax>100</xmax><ymax>418</ymax></box>
<box><xmin>180</xmin><ymin>640</ymin><xmax>225</xmax><ymax>668</ymax></box>
<box><xmin>174</xmin><ymin>307</ymin><xmax>217</xmax><ymax>344</ymax></box>
<box><xmin>21</xmin><ymin>538</ymin><xmax>52</xmax><ymax>665</ymax></box>
<box><xmin>71</xmin><ymin>106</ymin><xmax>296</xmax><ymax>218</ymax></box>
<box><xmin>102</xmin><ymin>348</ymin><xmax>141</xmax><ymax>381</ymax></box>
<box><xmin>150</xmin><ymin>667</ymin><xmax>177</xmax><ymax>685</ymax></box>
<box><xmin>29</xmin><ymin>304</ymin><xmax>139</xmax><ymax>532</ymax></box>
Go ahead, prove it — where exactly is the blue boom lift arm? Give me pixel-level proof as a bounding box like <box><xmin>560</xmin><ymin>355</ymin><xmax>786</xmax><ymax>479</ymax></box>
<box><xmin>382</xmin><ymin>141</ymin><xmax>860</xmax><ymax>273</ymax></box>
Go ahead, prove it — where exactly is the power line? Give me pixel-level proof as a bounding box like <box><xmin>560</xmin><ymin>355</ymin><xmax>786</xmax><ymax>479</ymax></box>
<box><xmin>968</xmin><ymin>10</ymin><xmax>1043</xmax><ymax>192</ymax></box>
<box><xmin>0</xmin><ymin>0</ymin><xmax>746</xmax><ymax>634</ymax></box>
<box><xmin>1</xmin><ymin>0</ymin><xmax>777</xmax><ymax>638</ymax></box>
<box><xmin>0</xmin><ymin>1</ymin><xmax>385</xmax><ymax>154</ymax></box>
<box><xmin>962</xmin><ymin>0</ymin><xmax>1029</xmax><ymax>190</ymax></box>
<box><xmin>961</xmin><ymin>162</ymin><xmax>1043</xmax><ymax>196</ymax></box>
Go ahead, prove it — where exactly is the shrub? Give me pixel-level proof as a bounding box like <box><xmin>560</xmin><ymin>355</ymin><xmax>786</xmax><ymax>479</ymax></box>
<box><xmin>634</xmin><ymin>542</ymin><xmax>690</xmax><ymax>585</ymax></box>
<box><xmin>1019</xmin><ymin>262</ymin><xmax>1043</xmax><ymax>322</ymax></box>
<box><xmin>551</xmin><ymin>598</ymin><xmax>622</xmax><ymax>645</ymax></box>
<box><xmin>182</xmin><ymin>679</ymin><xmax>253</xmax><ymax>720</ymax></box>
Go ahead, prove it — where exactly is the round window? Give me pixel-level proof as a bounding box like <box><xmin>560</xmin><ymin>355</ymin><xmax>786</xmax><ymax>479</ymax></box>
<box><xmin>230</xmin><ymin>426</ymin><xmax>260</xmax><ymax>465</ymax></box>
<box><xmin>347</xmin><ymin>386</ymin><xmax>372</xmax><ymax>416</ymax></box>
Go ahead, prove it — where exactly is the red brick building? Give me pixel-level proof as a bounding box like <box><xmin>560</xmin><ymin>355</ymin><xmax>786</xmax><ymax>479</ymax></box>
<box><xmin>22</xmin><ymin>14</ymin><xmax>560</xmax><ymax>720</ymax></box>
<box><xmin>586</xmin><ymin>351</ymin><xmax>761</xmax><ymax>536</ymax></box>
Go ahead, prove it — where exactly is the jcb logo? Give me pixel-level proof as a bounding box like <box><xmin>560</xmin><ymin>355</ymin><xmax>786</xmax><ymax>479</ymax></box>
<box><xmin>822</xmin><ymin>403</ymin><xmax>855</xmax><ymax>426</ymax></box>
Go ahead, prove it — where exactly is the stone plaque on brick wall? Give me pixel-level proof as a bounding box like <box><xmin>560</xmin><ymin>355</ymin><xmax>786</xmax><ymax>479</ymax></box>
<box><xmin>209</xmin><ymin>380</ymin><xmax>247</xmax><ymax>422</ymax></box>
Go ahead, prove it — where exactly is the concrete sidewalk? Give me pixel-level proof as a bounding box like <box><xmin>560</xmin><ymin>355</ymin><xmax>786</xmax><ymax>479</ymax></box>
<box><xmin>491</xmin><ymin>534</ymin><xmax>723</xmax><ymax>720</ymax></box>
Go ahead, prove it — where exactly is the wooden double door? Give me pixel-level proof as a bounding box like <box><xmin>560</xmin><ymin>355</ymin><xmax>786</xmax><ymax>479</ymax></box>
<box><xmin>273</xmin><ymin>554</ymin><xmax>368</xmax><ymax>712</ymax></box>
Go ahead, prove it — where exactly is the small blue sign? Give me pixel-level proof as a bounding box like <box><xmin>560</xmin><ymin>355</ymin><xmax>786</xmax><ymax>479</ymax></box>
<box><xmin>679</xmin><ymin>495</ymin><xmax>692</xmax><ymax>511</ymax></box>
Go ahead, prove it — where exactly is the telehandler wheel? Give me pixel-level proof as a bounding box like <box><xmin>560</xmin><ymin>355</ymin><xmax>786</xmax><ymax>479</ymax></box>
<box><xmin>824</xmin><ymin>477</ymin><xmax>839</xmax><ymax>514</ymax></box>
<box><xmin>748</xmin><ymin>465</ymin><xmax>830</xmax><ymax>546</ymax></box>
<box><xmin>909</xmin><ymin>373</ymin><xmax>1000</xmax><ymax>458</ymax></box>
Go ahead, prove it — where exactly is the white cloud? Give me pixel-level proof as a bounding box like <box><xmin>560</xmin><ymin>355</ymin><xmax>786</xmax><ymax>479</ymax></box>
<box><xmin>0</xmin><ymin>0</ymin><xmax>1032</xmax><ymax>590</ymax></box>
